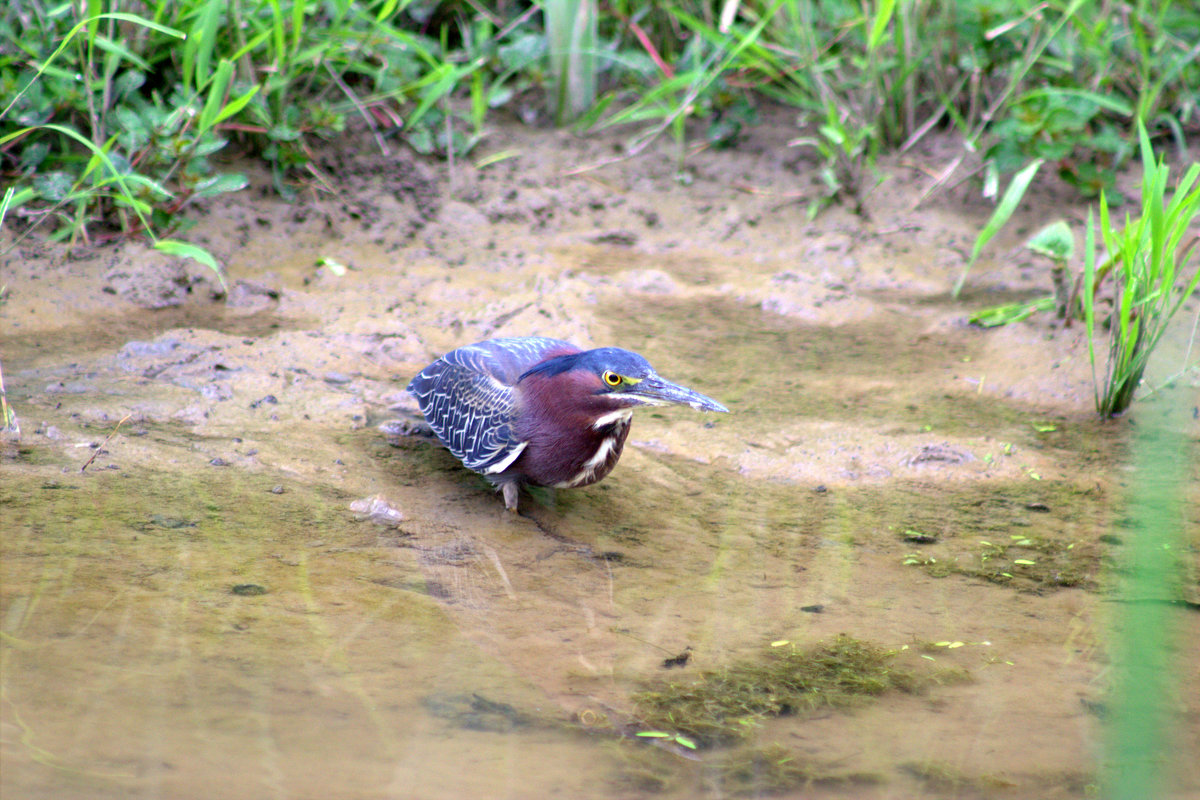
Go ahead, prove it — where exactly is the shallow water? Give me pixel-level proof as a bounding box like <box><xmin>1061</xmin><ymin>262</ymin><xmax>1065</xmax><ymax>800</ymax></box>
<box><xmin>3</xmin><ymin>120</ymin><xmax>1199</xmax><ymax>799</ymax></box>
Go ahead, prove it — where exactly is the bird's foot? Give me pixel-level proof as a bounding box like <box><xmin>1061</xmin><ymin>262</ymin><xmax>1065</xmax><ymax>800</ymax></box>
<box><xmin>502</xmin><ymin>482</ymin><xmax>519</xmax><ymax>512</ymax></box>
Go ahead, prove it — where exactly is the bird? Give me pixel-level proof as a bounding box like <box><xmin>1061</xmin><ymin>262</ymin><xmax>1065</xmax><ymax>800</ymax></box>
<box><xmin>407</xmin><ymin>337</ymin><xmax>728</xmax><ymax>511</ymax></box>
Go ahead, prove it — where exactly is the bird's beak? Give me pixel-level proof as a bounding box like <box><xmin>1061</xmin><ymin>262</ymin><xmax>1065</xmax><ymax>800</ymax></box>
<box><xmin>624</xmin><ymin>374</ymin><xmax>729</xmax><ymax>412</ymax></box>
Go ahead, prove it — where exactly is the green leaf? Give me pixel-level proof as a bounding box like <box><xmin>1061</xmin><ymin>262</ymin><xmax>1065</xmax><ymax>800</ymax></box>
<box><xmin>92</xmin><ymin>34</ymin><xmax>150</xmax><ymax>71</ymax></box>
<box><xmin>33</xmin><ymin>171</ymin><xmax>74</xmax><ymax>202</ymax></box>
<box><xmin>1014</xmin><ymin>87</ymin><xmax>1133</xmax><ymax>119</ymax></box>
<box><xmin>185</xmin><ymin>0</ymin><xmax>225</xmax><ymax>91</ymax></box>
<box><xmin>268</xmin><ymin>124</ymin><xmax>302</xmax><ymax>142</ymax></box>
<box><xmin>1025</xmin><ymin>220</ymin><xmax>1074</xmax><ymax>262</ymax></box>
<box><xmin>155</xmin><ymin>239</ymin><xmax>226</xmax><ymax>290</ymax></box>
<box><xmin>0</xmin><ymin>187</ymin><xmax>36</xmax><ymax>226</ymax></box>
<box><xmin>198</xmin><ymin>59</ymin><xmax>235</xmax><ymax>135</ymax></box>
<box><xmin>1</xmin><ymin>13</ymin><xmax>184</xmax><ymax>121</ymax></box>
<box><xmin>191</xmin><ymin>136</ymin><xmax>230</xmax><ymax>158</ymax></box>
<box><xmin>193</xmin><ymin>173</ymin><xmax>249</xmax><ymax>198</ymax></box>
<box><xmin>212</xmin><ymin>84</ymin><xmax>261</xmax><ymax>127</ymax></box>
<box><xmin>317</xmin><ymin>257</ymin><xmax>347</xmax><ymax>276</ymax></box>
<box><xmin>867</xmin><ymin>0</ymin><xmax>896</xmax><ymax>54</ymax></box>
<box><xmin>968</xmin><ymin>295</ymin><xmax>1055</xmax><ymax>328</ymax></box>
<box><xmin>954</xmin><ymin>158</ymin><xmax>1044</xmax><ymax>297</ymax></box>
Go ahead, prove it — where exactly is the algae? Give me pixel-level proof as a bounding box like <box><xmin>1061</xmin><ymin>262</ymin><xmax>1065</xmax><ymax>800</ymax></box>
<box><xmin>632</xmin><ymin>635</ymin><xmax>938</xmax><ymax>748</ymax></box>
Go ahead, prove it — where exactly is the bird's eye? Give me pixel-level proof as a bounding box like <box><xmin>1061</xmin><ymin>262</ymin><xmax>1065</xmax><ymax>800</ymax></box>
<box><xmin>602</xmin><ymin>370</ymin><xmax>622</xmax><ymax>387</ymax></box>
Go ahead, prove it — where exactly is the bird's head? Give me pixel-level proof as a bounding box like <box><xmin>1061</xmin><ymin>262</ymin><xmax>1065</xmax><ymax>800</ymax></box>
<box><xmin>523</xmin><ymin>347</ymin><xmax>729</xmax><ymax>413</ymax></box>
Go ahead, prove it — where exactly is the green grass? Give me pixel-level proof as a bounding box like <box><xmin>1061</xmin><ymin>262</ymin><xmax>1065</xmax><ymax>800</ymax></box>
<box><xmin>0</xmin><ymin>0</ymin><xmax>531</xmax><ymax>248</ymax></box>
<box><xmin>4</xmin><ymin>1</ymin><xmax>1196</xmax><ymax>241</ymax></box>
<box><xmin>1084</xmin><ymin>121</ymin><xmax>1200</xmax><ymax>417</ymax></box>
<box><xmin>963</xmin><ymin>119</ymin><xmax>1197</xmax><ymax>418</ymax></box>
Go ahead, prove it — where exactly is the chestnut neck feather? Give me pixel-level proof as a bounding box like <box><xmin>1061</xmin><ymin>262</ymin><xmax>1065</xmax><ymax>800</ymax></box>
<box><xmin>506</xmin><ymin>369</ymin><xmax>633</xmax><ymax>487</ymax></box>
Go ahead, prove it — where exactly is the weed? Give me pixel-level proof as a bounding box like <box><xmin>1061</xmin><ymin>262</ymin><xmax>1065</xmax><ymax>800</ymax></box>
<box><xmin>632</xmin><ymin>635</ymin><xmax>939</xmax><ymax>748</ymax></box>
<box><xmin>960</xmin><ymin>118</ymin><xmax>1197</xmax><ymax>418</ymax></box>
<box><xmin>968</xmin><ymin>220</ymin><xmax>1073</xmax><ymax>326</ymax></box>
<box><xmin>1084</xmin><ymin>121</ymin><xmax>1200</xmax><ymax>417</ymax></box>
<box><xmin>0</xmin><ymin>1</ymin><xmax>492</xmax><ymax>247</ymax></box>
<box><xmin>715</xmin><ymin>742</ymin><xmax>885</xmax><ymax>794</ymax></box>
<box><xmin>903</xmin><ymin>531</ymin><xmax>1101</xmax><ymax>591</ymax></box>
<box><xmin>954</xmin><ymin>157</ymin><xmax>1045</xmax><ymax>297</ymax></box>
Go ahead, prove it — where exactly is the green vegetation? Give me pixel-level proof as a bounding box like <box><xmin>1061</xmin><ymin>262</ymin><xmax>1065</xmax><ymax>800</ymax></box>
<box><xmin>4</xmin><ymin>1</ymin><xmax>1196</xmax><ymax>237</ymax></box>
<box><xmin>1</xmin><ymin>0</ymin><xmax>543</xmax><ymax>249</ymax></box>
<box><xmin>1084</xmin><ymin>124</ymin><xmax>1200</xmax><ymax>417</ymax></box>
<box><xmin>902</xmin><ymin>531</ymin><xmax>1100</xmax><ymax>590</ymax></box>
<box><xmin>631</xmin><ymin>635</ymin><xmax>953</xmax><ymax>748</ymax></box>
<box><xmin>545</xmin><ymin>0</ymin><xmax>597</xmax><ymax>125</ymax></box>
<box><xmin>969</xmin><ymin>122</ymin><xmax>1198</xmax><ymax>417</ymax></box>
<box><xmin>0</xmin><ymin>360</ymin><xmax>18</xmax><ymax>445</ymax></box>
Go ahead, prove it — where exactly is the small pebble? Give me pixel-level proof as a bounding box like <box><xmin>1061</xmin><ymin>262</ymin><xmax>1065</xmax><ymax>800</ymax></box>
<box><xmin>350</xmin><ymin>495</ymin><xmax>403</xmax><ymax>525</ymax></box>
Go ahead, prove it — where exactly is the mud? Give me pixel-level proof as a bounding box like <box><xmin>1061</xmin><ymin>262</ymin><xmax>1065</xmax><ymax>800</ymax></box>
<box><xmin>2</xmin><ymin>109</ymin><xmax>1198</xmax><ymax>799</ymax></box>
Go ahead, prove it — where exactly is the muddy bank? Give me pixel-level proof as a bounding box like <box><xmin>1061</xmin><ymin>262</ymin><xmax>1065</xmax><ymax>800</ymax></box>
<box><xmin>2</xmin><ymin>112</ymin><xmax>1198</xmax><ymax>799</ymax></box>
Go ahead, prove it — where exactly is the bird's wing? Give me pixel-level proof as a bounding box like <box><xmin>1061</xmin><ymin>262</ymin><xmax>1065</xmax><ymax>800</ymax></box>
<box><xmin>407</xmin><ymin>338</ymin><xmax>580</xmax><ymax>474</ymax></box>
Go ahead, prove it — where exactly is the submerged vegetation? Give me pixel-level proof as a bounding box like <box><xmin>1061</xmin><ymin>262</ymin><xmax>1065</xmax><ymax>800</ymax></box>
<box><xmin>631</xmin><ymin>635</ymin><xmax>957</xmax><ymax>748</ymax></box>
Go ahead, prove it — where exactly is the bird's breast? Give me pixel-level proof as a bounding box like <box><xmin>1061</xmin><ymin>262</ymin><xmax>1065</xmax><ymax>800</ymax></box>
<box><xmin>552</xmin><ymin>414</ymin><xmax>631</xmax><ymax>488</ymax></box>
<box><xmin>510</xmin><ymin>402</ymin><xmax>633</xmax><ymax>489</ymax></box>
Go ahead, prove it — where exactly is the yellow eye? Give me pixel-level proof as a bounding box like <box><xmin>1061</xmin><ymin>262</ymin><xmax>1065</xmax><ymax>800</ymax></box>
<box><xmin>602</xmin><ymin>370</ymin><xmax>622</xmax><ymax>387</ymax></box>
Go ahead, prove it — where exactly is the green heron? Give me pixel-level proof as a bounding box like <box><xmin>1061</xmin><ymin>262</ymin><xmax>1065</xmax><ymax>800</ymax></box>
<box><xmin>408</xmin><ymin>337</ymin><xmax>728</xmax><ymax>511</ymax></box>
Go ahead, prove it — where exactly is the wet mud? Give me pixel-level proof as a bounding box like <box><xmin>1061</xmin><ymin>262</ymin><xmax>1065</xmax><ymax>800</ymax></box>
<box><xmin>2</xmin><ymin>111</ymin><xmax>1199</xmax><ymax>799</ymax></box>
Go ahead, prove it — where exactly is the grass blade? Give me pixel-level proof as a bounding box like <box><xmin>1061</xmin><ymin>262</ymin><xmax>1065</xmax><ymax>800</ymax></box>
<box><xmin>953</xmin><ymin>158</ymin><xmax>1044</xmax><ymax>297</ymax></box>
<box><xmin>867</xmin><ymin>0</ymin><xmax>896</xmax><ymax>54</ymax></box>
<box><xmin>184</xmin><ymin>0</ymin><xmax>225</xmax><ymax>91</ymax></box>
<box><xmin>198</xmin><ymin>59</ymin><xmax>235</xmax><ymax>134</ymax></box>
<box><xmin>155</xmin><ymin>239</ymin><xmax>227</xmax><ymax>290</ymax></box>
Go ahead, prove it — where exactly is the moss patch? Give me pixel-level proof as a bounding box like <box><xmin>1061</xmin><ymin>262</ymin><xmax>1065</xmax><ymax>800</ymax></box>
<box><xmin>902</xmin><ymin>532</ymin><xmax>1105</xmax><ymax>590</ymax></box>
<box><xmin>715</xmin><ymin>743</ymin><xmax>885</xmax><ymax>795</ymax></box>
<box><xmin>632</xmin><ymin>635</ymin><xmax>950</xmax><ymax>748</ymax></box>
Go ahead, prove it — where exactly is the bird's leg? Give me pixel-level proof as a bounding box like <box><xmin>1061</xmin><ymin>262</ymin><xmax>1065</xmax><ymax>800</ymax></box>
<box><xmin>502</xmin><ymin>482</ymin><xmax>519</xmax><ymax>512</ymax></box>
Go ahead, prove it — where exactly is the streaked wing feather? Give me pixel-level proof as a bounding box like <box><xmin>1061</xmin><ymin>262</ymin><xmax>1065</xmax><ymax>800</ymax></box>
<box><xmin>407</xmin><ymin>338</ymin><xmax>579</xmax><ymax>473</ymax></box>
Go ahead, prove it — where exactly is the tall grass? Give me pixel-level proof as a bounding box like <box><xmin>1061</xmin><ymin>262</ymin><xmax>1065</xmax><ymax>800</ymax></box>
<box><xmin>0</xmin><ymin>0</ymin><xmax>461</xmax><ymax>245</ymax></box>
<box><xmin>594</xmin><ymin>0</ymin><xmax>1196</xmax><ymax>215</ymax></box>
<box><xmin>1083</xmin><ymin>122</ymin><xmax>1200</xmax><ymax>417</ymax></box>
